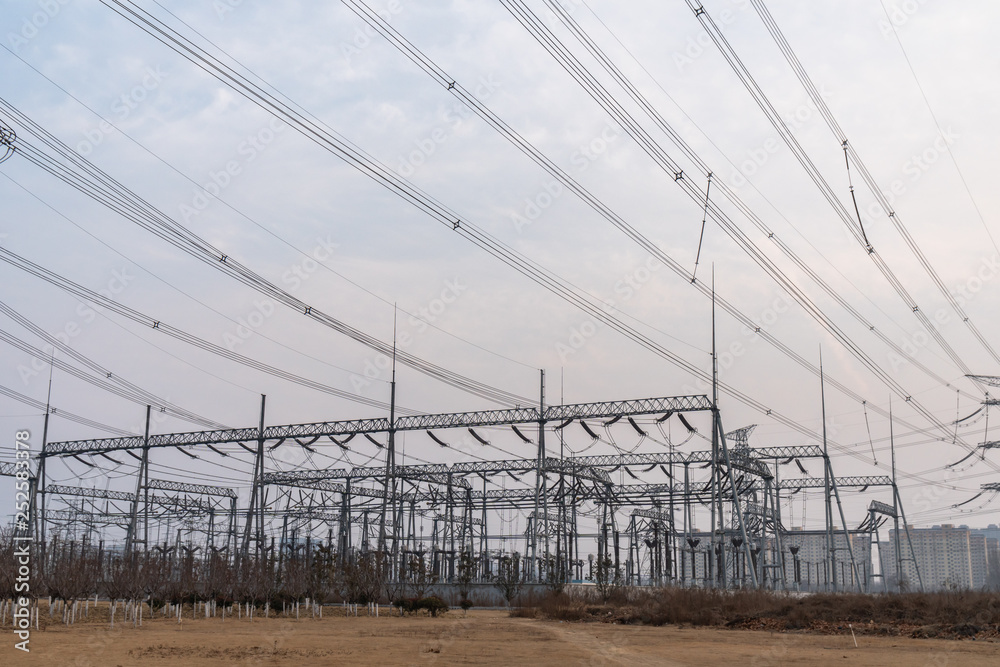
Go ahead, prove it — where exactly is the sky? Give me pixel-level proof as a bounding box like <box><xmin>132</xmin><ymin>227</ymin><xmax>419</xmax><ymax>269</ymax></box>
<box><xmin>2</xmin><ymin>0</ymin><xmax>1000</xmax><ymax>540</ymax></box>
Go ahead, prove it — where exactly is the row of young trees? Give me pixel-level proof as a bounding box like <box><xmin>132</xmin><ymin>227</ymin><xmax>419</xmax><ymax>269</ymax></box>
<box><xmin>0</xmin><ymin>530</ymin><xmax>591</xmax><ymax>626</ymax></box>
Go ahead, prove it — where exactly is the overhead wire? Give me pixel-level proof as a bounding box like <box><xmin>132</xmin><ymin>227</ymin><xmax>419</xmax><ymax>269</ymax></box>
<box><xmin>0</xmin><ymin>41</ymin><xmax>536</xmax><ymax>375</ymax></box>
<box><xmin>573</xmin><ymin>0</ymin><xmax>938</xmax><ymax>362</ymax></box>
<box><xmin>0</xmin><ymin>251</ymin><xmax>415</xmax><ymax>414</ymax></box>
<box><xmin>0</xmin><ymin>167</ymin><xmax>389</xmax><ymax>388</ymax></box>
<box><xmin>876</xmin><ymin>0</ymin><xmax>1000</xmax><ymax>259</ymax></box>
<box><xmin>683</xmin><ymin>0</ymin><xmax>987</xmax><ymax>385</ymax></box>
<box><xmin>10</xmin><ymin>2</ymin><xmax>983</xmax><ymax>503</ymax></box>
<box><xmin>494</xmin><ymin>0</ymin><xmax>991</xmax><ymax>471</ymax></box>
<box><xmin>7</xmin><ymin>0</ymin><xmax>851</xmax><ymax>455</ymax></box>
<box><xmin>529</xmin><ymin>0</ymin><xmax>979</xmax><ymax>407</ymax></box>
<box><xmin>0</xmin><ymin>319</ymin><xmax>227</xmax><ymax>429</ymax></box>
<box><xmin>0</xmin><ymin>383</ymin><xmax>135</xmax><ymax>436</ymax></box>
<box><xmin>346</xmin><ymin>0</ymin><xmax>971</xmax><ymax>456</ymax></box>
<box><xmin>508</xmin><ymin>0</ymin><xmax>1000</xmax><ymax>479</ymax></box>
<box><xmin>0</xmin><ymin>99</ymin><xmax>531</xmax><ymax>408</ymax></box>
<box><xmin>751</xmin><ymin>0</ymin><xmax>1000</xmax><ymax>367</ymax></box>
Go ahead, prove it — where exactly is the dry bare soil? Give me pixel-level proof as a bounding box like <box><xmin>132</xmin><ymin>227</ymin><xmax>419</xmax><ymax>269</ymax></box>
<box><xmin>4</xmin><ymin>607</ymin><xmax>999</xmax><ymax>666</ymax></box>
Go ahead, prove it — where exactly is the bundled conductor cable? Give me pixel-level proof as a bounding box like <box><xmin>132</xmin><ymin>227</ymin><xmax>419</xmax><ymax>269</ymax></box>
<box><xmin>627</xmin><ymin>417</ymin><xmax>647</xmax><ymax>437</ymax></box>
<box><xmin>426</xmin><ymin>430</ymin><xmax>449</xmax><ymax>448</ymax></box>
<box><xmin>678</xmin><ymin>414</ymin><xmax>696</xmax><ymax>433</ymax></box>
<box><xmin>580</xmin><ymin>421</ymin><xmax>600</xmax><ymax>440</ymax></box>
<box><xmin>511</xmin><ymin>425</ymin><xmax>533</xmax><ymax>443</ymax></box>
<box><xmin>554</xmin><ymin>417</ymin><xmax>575</xmax><ymax>430</ymax></box>
<box><xmin>468</xmin><ymin>428</ymin><xmax>491</xmax><ymax>446</ymax></box>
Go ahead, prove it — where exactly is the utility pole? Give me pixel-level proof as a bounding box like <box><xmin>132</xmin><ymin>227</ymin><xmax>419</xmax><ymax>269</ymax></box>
<box><xmin>125</xmin><ymin>405</ymin><xmax>151</xmax><ymax>556</ymax></box>
<box><xmin>889</xmin><ymin>398</ymin><xmax>923</xmax><ymax>592</ymax></box>
<box><xmin>558</xmin><ymin>368</ymin><xmax>566</xmax><ymax>585</ymax></box>
<box><xmin>143</xmin><ymin>407</ymin><xmax>151</xmax><ymax>558</ymax></box>
<box><xmin>241</xmin><ymin>394</ymin><xmax>266</xmax><ymax>565</ymax></box>
<box><xmin>817</xmin><ymin>355</ymin><xmax>861</xmax><ymax>592</ymax></box>
<box><xmin>830</xmin><ymin>474</ymin><xmax>862</xmax><ymax>591</ymax></box>
<box><xmin>667</xmin><ymin>419</ymin><xmax>676</xmax><ymax>583</ymax></box>
<box><xmin>532</xmin><ymin>369</ymin><xmax>546</xmax><ymax>581</ymax></box>
<box><xmin>35</xmin><ymin>357</ymin><xmax>55</xmax><ymax>572</ymax></box>
<box><xmin>715</xmin><ymin>398</ymin><xmax>757</xmax><ymax>588</ymax></box>
<box><xmin>821</xmin><ymin>351</ymin><xmax>835</xmax><ymax>592</ymax></box>
<box><xmin>709</xmin><ymin>272</ymin><xmax>719</xmax><ymax>588</ymax></box>
<box><xmin>890</xmin><ymin>398</ymin><xmax>902</xmax><ymax>592</ymax></box>
<box><xmin>379</xmin><ymin>310</ymin><xmax>399</xmax><ymax>566</ymax></box>
<box><xmin>257</xmin><ymin>395</ymin><xmax>266</xmax><ymax>560</ymax></box>
<box><xmin>709</xmin><ymin>270</ymin><xmax>753</xmax><ymax>588</ymax></box>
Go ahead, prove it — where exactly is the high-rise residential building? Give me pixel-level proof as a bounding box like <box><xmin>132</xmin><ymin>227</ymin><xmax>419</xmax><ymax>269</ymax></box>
<box><xmin>970</xmin><ymin>524</ymin><xmax>1000</xmax><ymax>543</ymax></box>
<box><xmin>969</xmin><ymin>524</ymin><xmax>1000</xmax><ymax>590</ymax></box>
<box><xmin>882</xmin><ymin>524</ymin><xmax>993</xmax><ymax>590</ymax></box>
<box><xmin>969</xmin><ymin>532</ymin><xmax>989</xmax><ymax>589</ymax></box>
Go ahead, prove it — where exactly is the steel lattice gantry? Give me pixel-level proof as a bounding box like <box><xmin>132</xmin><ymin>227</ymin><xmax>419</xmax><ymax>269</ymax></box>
<box><xmin>29</xmin><ymin>391</ymin><xmax>916</xmax><ymax>589</ymax></box>
<box><xmin>40</xmin><ymin>394</ymin><xmax>711</xmax><ymax>577</ymax></box>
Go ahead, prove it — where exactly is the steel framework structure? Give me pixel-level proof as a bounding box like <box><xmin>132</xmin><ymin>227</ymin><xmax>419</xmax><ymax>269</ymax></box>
<box><xmin>5</xmin><ymin>388</ymin><xmax>922</xmax><ymax>591</ymax></box>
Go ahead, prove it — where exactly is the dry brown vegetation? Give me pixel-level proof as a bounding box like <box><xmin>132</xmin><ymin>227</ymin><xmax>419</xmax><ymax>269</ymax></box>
<box><xmin>529</xmin><ymin>587</ymin><xmax>1000</xmax><ymax>640</ymax></box>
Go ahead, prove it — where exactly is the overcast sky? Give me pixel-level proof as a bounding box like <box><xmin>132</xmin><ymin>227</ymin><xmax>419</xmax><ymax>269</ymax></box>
<box><xmin>2</xmin><ymin>0</ymin><xmax>1000</xmax><ymax>535</ymax></box>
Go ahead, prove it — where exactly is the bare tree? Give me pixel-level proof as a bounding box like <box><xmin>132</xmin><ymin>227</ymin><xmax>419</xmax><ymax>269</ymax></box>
<box><xmin>456</xmin><ymin>549</ymin><xmax>475</xmax><ymax>615</ymax></box>
<box><xmin>44</xmin><ymin>538</ymin><xmax>98</xmax><ymax>624</ymax></box>
<box><xmin>309</xmin><ymin>543</ymin><xmax>336</xmax><ymax>614</ymax></box>
<box><xmin>204</xmin><ymin>549</ymin><xmax>234</xmax><ymax>617</ymax></box>
<box><xmin>237</xmin><ymin>558</ymin><xmax>270</xmax><ymax>621</ymax></box>
<box><xmin>279</xmin><ymin>555</ymin><xmax>308</xmax><ymax>616</ymax></box>
<box><xmin>382</xmin><ymin>555</ymin><xmax>408</xmax><ymax>614</ymax></box>
<box><xmin>544</xmin><ymin>555</ymin><xmax>567</xmax><ymax>595</ymax></box>
<box><xmin>492</xmin><ymin>552</ymin><xmax>523</xmax><ymax>611</ymax></box>
<box><xmin>406</xmin><ymin>553</ymin><xmax>438</xmax><ymax>600</ymax></box>
<box><xmin>594</xmin><ymin>555</ymin><xmax>621</xmax><ymax>603</ymax></box>
<box><xmin>0</xmin><ymin>528</ymin><xmax>14</xmax><ymax>609</ymax></box>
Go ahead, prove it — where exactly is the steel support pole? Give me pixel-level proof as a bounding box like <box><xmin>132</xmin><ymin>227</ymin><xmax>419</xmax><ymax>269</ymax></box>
<box><xmin>125</xmin><ymin>405</ymin><xmax>150</xmax><ymax>555</ymax></box>
<box><xmin>240</xmin><ymin>395</ymin><xmax>266</xmax><ymax>564</ymax></box>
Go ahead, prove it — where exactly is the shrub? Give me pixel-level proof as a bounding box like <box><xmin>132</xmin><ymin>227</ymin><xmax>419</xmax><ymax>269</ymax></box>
<box><xmin>393</xmin><ymin>598</ymin><xmax>416</xmax><ymax>615</ymax></box>
<box><xmin>417</xmin><ymin>596</ymin><xmax>449</xmax><ymax>617</ymax></box>
<box><xmin>394</xmin><ymin>596</ymin><xmax>449</xmax><ymax>617</ymax></box>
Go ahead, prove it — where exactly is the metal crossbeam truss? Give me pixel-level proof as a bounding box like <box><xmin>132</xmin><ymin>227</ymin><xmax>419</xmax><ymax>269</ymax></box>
<box><xmin>778</xmin><ymin>475</ymin><xmax>892</xmax><ymax>490</ymax></box>
<box><xmin>261</xmin><ymin>473</ymin><xmax>416</xmax><ymax>502</ymax></box>
<box><xmin>45</xmin><ymin>484</ymin><xmax>213</xmax><ymax>512</ymax></box>
<box><xmin>44</xmin><ymin>395</ymin><xmax>712</xmax><ymax>456</ymax></box>
<box><xmin>0</xmin><ymin>461</ymin><xmax>23</xmax><ymax>477</ymax></box>
<box><xmin>868</xmin><ymin>500</ymin><xmax>897</xmax><ymax>518</ymax></box>
<box><xmin>46</xmin><ymin>484</ymin><xmax>133</xmax><ymax>503</ymax></box>
<box><xmin>269</xmin><ymin>458</ymin><xmax>611</xmax><ymax>487</ymax></box>
<box><xmin>751</xmin><ymin>445</ymin><xmax>825</xmax><ymax>459</ymax></box>
<box><xmin>146</xmin><ymin>478</ymin><xmax>237</xmax><ymax>498</ymax></box>
<box><xmin>631</xmin><ymin>508</ymin><xmax>671</xmax><ymax>522</ymax></box>
<box><xmin>45</xmin><ymin>508</ymin><xmax>131</xmax><ymax>527</ymax></box>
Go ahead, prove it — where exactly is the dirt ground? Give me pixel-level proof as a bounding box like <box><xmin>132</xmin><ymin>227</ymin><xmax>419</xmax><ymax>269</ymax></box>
<box><xmin>3</xmin><ymin>607</ymin><xmax>999</xmax><ymax>666</ymax></box>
